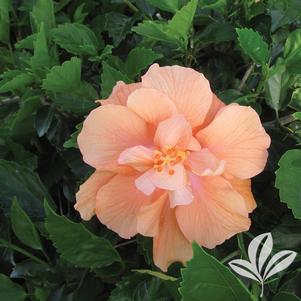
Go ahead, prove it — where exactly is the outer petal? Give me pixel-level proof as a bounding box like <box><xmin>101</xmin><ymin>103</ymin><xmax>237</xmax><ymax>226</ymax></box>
<box><xmin>154</xmin><ymin>115</ymin><xmax>192</xmax><ymax>149</ymax></box>
<box><xmin>100</xmin><ymin>81</ymin><xmax>141</xmax><ymax>106</ymax></box>
<box><xmin>137</xmin><ymin>193</ymin><xmax>167</xmax><ymax>237</ymax></box>
<box><xmin>96</xmin><ymin>175</ymin><xmax>153</xmax><ymax>239</ymax></box>
<box><xmin>153</xmin><ymin>202</ymin><xmax>193</xmax><ymax>271</ymax></box>
<box><xmin>201</xmin><ymin>93</ymin><xmax>225</xmax><ymax>128</ymax></box>
<box><xmin>196</xmin><ymin>105</ymin><xmax>271</xmax><ymax>179</ymax></box>
<box><xmin>118</xmin><ymin>145</ymin><xmax>153</xmax><ymax>172</ymax></box>
<box><xmin>75</xmin><ymin>171</ymin><xmax>114</xmax><ymax>220</ymax></box>
<box><xmin>175</xmin><ymin>175</ymin><xmax>251</xmax><ymax>248</ymax></box>
<box><xmin>142</xmin><ymin>64</ymin><xmax>212</xmax><ymax>128</ymax></box>
<box><xmin>228</xmin><ymin>178</ymin><xmax>256</xmax><ymax>212</ymax></box>
<box><xmin>78</xmin><ymin>105</ymin><xmax>151</xmax><ymax>170</ymax></box>
<box><xmin>127</xmin><ymin>88</ymin><xmax>177</xmax><ymax>125</ymax></box>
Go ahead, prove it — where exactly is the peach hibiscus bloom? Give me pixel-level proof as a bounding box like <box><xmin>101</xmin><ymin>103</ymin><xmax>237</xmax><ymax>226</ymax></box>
<box><xmin>75</xmin><ymin>64</ymin><xmax>270</xmax><ymax>271</ymax></box>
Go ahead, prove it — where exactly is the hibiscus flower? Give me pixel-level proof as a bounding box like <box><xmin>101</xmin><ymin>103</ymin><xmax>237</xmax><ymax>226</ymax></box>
<box><xmin>75</xmin><ymin>64</ymin><xmax>271</xmax><ymax>271</ymax></box>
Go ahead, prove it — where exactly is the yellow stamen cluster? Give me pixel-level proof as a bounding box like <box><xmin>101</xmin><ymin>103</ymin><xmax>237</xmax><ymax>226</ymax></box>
<box><xmin>153</xmin><ymin>146</ymin><xmax>188</xmax><ymax>175</ymax></box>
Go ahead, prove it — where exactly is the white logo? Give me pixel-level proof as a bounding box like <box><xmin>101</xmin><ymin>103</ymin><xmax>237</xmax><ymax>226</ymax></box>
<box><xmin>228</xmin><ymin>232</ymin><xmax>297</xmax><ymax>297</ymax></box>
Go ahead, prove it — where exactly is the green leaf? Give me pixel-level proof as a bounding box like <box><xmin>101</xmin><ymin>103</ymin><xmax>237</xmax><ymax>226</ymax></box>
<box><xmin>63</xmin><ymin>122</ymin><xmax>82</xmax><ymax>148</ymax></box>
<box><xmin>35</xmin><ymin>105</ymin><xmax>55</xmax><ymax>137</ymax></box>
<box><xmin>132</xmin><ymin>269</ymin><xmax>177</xmax><ymax>282</ymax></box>
<box><xmin>125</xmin><ymin>47</ymin><xmax>162</xmax><ymax>78</ymax></box>
<box><xmin>31</xmin><ymin>0</ymin><xmax>55</xmax><ymax>32</ymax></box>
<box><xmin>284</xmin><ymin>29</ymin><xmax>301</xmax><ymax>74</ymax></box>
<box><xmin>5</xmin><ymin>139</ymin><xmax>38</xmax><ymax>170</ymax></box>
<box><xmin>236</xmin><ymin>28</ymin><xmax>269</xmax><ymax>65</ymax></box>
<box><xmin>133</xmin><ymin>0</ymin><xmax>198</xmax><ymax>49</ymax></box>
<box><xmin>30</xmin><ymin>22</ymin><xmax>50</xmax><ymax>75</ymax></box>
<box><xmin>44</xmin><ymin>200</ymin><xmax>123</xmax><ymax>270</ymax></box>
<box><xmin>293</xmin><ymin>112</ymin><xmax>301</xmax><ymax>121</ymax></box>
<box><xmin>273</xmin><ymin>292</ymin><xmax>301</xmax><ymax>301</ymax></box>
<box><xmin>0</xmin><ymin>73</ymin><xmax>35</xmax><ymax>93</ymax></box>
<box><xmin>180</xmin><ymin>243</ymin><xmax>254</xmax><ymax>301</ymax></box>
<box><xmin>11</xmin><ymin>197</ymin><xmax>42</xmax><ymax>250</ymax></box>
<box><xmin>51</xmin><ymin>23</ymin><xmax>100</xmax><ymax>56</ymax></box>
<box><xmin>50</xmin><ymin>81</ymin><xmax>97</xmax><ymax>114</ymax></box>
<box><xmin>0</xmin><ymin>160</ymin><xmax>53</xmax><ymax>218</ymax></box>
<box><xmin>268</xmin><ymin>0</ymin><xmax>301</xmax><ymax>32</ymax></box>
<box><xmin>0</xmin><ymin>0</ymin><xmax>10</xmax><ymax>44</ymax></box>
<box><xmin>146</xmin><ymin>0</ymin><xmax>180</xmax><ymax>12</ymax></box>
<box><xmin>42</xmin><ymin>57</ymin><xmax>81</xmax><ymax>92</ymax></box>
<box><xmin>275</xmin><ymin>149</ymin><xmax>301</xmax><ymax>219</ymax></box>
<box><xmin>265</xmin><ymin>63</ymin><xmax>291</xmax><ymax>111</ymax></box>
<box><xmin>0</xmin><ymin>273</ymin><xmax>26</xmax><ymax>301</ymax></box>
<box><xmin>101</xmin><ymin>61</ymin><xmax>131</xmax><ymax>98</ymax></box>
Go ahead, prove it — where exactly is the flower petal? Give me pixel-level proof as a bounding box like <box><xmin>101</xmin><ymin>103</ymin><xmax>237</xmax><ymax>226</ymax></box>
<box><xmin>75</xmin><ymin>171</ymin><xmax>114</xmax><ymax>220</ymax></box>
<box><xmin>137</xmin><ymin>193</ymin><xmax>167</xmax><ymax>237</ymax></box>
<box><xmin>127</xmin><ymin>88</ymin><xmax>177</xmax><ymax>125</ymax></box>
<box><xmin>169</xmin><ymin>186</ymin><xmax>193</xmax><ymax>208</ymax></box>
<box><xmin>118</xmin><ymin>145</ymin><xmax>154</xmax><ymax>172</ymax></box>
<box><xmin>78</xmin><ymin>104</ymin><xmax>151</xmax><ymax>170</ymax></box>
<box><xmin>201</xmin><ymin>93</ymin><xmax>225</xmax><ymax>128</ymax></box>
<box><xmin>228</xmin><ymin>178</ymin><xmax>256</xmax><ymax>212</ymax></box>
<box><xmin>142</xmin><ymin>64</ymin><xmax>212</xmax><ymax>128</ymax></box>
<box><xmin>175</xmin><ymin>175</ymin><xmax>251</xmax><ymax>248</ymax></box>
<box><xmin>196</xmin><ymin>105</ymin><xmax>271</xmax><ymax>179</ymax></box>
<box><xmin>100</xmin><ymin>81</ymin><xmax>141</xmax><ymax>106</ymax></box>
<box><xmin>187</xmin><ymin>148</ymin><xmax>225</xmax><ymax>176</ymax></box>
<box><xmin>154</xmin><ymin>115</ymin><xmax>192</xmax><ymax>149</ymax></box>
<box><xmin>153</xmin><ymin>202</ymin><xmax>193</xmax><ymax>271</ymax></box>
<box><xmin>135</xmin><ymin>170</ymin><xmax>156</xmax><ymax>196</ymax></box>
<box><xmin>96</xmin><ymin>175</ymin><xmax>153</xmax><ymax>239</ymax></box>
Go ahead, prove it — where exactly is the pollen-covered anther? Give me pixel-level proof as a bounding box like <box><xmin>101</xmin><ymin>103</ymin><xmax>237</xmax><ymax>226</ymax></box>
<box><xmin>153</xmin><ymin>146</ymin><xmax>187</xmax><ymax>175</ymax></box>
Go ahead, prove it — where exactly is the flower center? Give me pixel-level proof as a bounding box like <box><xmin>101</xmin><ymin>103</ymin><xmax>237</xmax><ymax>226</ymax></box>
<box><xmin>153</xmin><ymin>145</ymin><xmax>188</xmax><ymax>175</ymax></box>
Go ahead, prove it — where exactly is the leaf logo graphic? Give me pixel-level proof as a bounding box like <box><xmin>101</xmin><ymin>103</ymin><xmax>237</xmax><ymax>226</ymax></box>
<box><xmin>228</xmin><ymin>233</ymin><xmax>297</xmax><ymax>297</ymax></box>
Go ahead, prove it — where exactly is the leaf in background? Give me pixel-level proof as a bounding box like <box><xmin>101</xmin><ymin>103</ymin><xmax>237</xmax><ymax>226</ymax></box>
<box><xmin>133</xmin><ymin>0</ymin><xmax>198</xmax><ymax>49</ymax></box>
<box><xmin>51</xmin><ymin>81</ymin><xmax>97</xmax><ymax>114</ymax></box>
<box><xmin>42</xmin><ymin>57</ymin><xmax>81</xmax><ymax>92</ymax></box>
<box><xmin>44</xmin><ymin>201</ymin><xmax>123</xmax><ymax>270</ymax></box>
<box><xmin>236</xmin><ymin>28</ymin><xmax>269</xmax><ymax>65</ymax></box>
<box><xmin>284</xmin><ymin>29</ymin><xmax>301</xmax><ymax>74</ymax></box>
<box><xmin>268</xmin><ymin>0</ymin><xmax>301</xmax><ymax>32</ymax></box>
<box><xmin>5</xmin><ymin>139</ymin><xmax>38</xmax><ymax>170</ymax></box>
<box><xmin>30</xmin><ymin>22</ymin><xmax>50</xmax><ymax>76</ymax></box>
<box><xmin>146</xmin><ymin>0</ymin><xmax>180</xmax><ymax>12</ymax></box>
<box><xmin>63</xmin><ymin>122</ymin><xmax>82</xmax><ymax>149</ymax></box>
<box><xmin>0</xmin><ymin>160</ymin><xmax>52</xmax><ymax>218</ymax></box>
<box><xmin>0</xmin><ymin>73</ymin><xmax>35</xmax><ymax>93</ymax></box>
<box><xmin>125</xmin><ymin>47</ymin><xmax>162</xmax><ymax>78</ymax></box>
<box><xmin>30</xmin><ymin>0</ymin><xmax>55</xmax><ymax>32</ymax></box>
<box><xmin>273</xmin><ymin>292</ymin><xmax>301</xmax><ymax>301</ymax></box>
<box><xmin>0</xmin><ymin>273</ymin><xmax>26</xmax><ymax>301</ymax></box>
<box><xmin>35</xmin><ymin>105</ymin><xmax>55</xmax><ymax>137</ymax></box>
<box><xmin>263</xmin><ymin>250</ymin><xmax>297</xmax><ymax>280</ymax></box>
<box><xmin>101</xmin><ymin>61</ymin><xmax>131</xmax><ymax>98</ymax></box>
<box><xmin>51</xmin><ymin>23</ymin><xmax>101</xmax><ymax>56</ymax></box>
<box><xmin>104</xmin><ymin>12</ymin><xmax>133</xmax><ymax>46</ymax></box>
<box><xmin>275</xmin><ymin>149</ymin><xmax>301</xmax><ymax>219</ymax></box>
<box><xmin>265</xmin><ymin>63</ymin><xmax>291</xmax><ymax>111</ymax></box>
<box><xmin>0</xmin><ymin>0</ymin><xmax>10</xmax><ymax>44</ymax></box>
<box><xmin>15</xmin><ymin>34</ymin><xmax>37</xmax><ymax>49</ymax></box>
<box><xmin>180</xmin><ymin>243</ymin><xmax>254</xmax><ymax>301</ymax></box>
<box><xmin>11</xmin><ymin>197</ymin><xmax>43</xmax><ymax>250</ymax></box>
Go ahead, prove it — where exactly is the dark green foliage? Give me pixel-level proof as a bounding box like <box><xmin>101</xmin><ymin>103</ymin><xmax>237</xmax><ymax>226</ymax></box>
<box><xmin>0</xmin><ymin>0</ymin><xmax>301</xmax><ymax>300</ymax></box>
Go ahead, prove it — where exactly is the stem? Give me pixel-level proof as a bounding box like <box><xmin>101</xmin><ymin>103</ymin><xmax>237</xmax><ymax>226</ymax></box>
<box><xmin>260</xmin><ymin>281</ymin><xmax>264</xmax><ymax>298</ymax></box>
<box><xmin>238</xmin><ymin>63</ymin><xmax>255</xmax><ymax>91</ymax></box>
<box><xmin>263</xmin><ymin>114</ymin><xmax>296</xmax><ymax>129</ymax></box>
<box><xmin>123</xmin><ymin>0</ymin><xmax>139</xmax><ymax>13</ymax></box>
<box><xmin>115</xmin><ymin>239</ymin><xmax>136</xmax><ymax>248</ymax></box>
<box><xmin>0</xmin><ymin>239</ymin><xmax>49</xmax><ymax>267</ymax></box>
<box><xmin>221</xmin><ymin>250</ymin><xmax>240</xmax><ymax>263</ymax></box>
<box><xmin>237</xmin><ymin>233</ymin><xmax>248</xmax><ymax>259</ymax></box>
